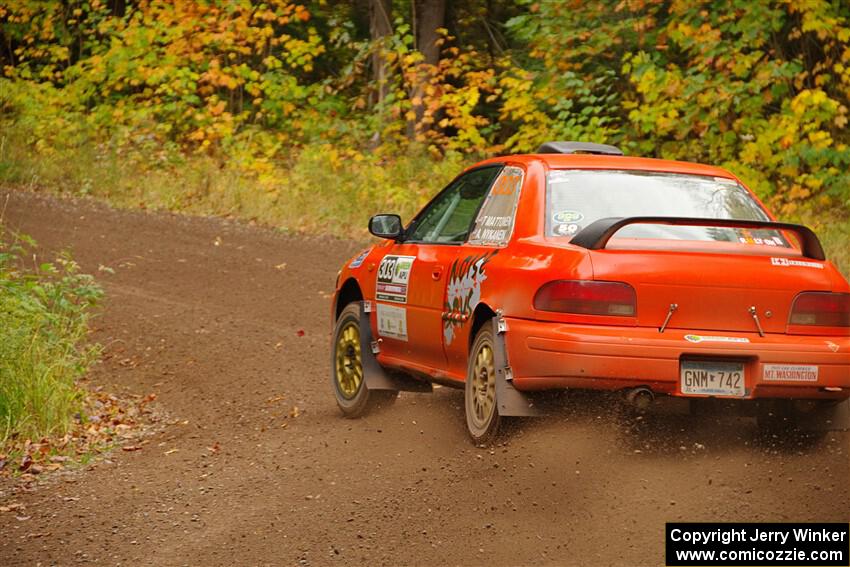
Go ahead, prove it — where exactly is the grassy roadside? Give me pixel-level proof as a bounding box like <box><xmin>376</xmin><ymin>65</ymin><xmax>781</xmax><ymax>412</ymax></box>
<box><xmin>1</xmin><ymin>129</ymin><xmax>848</xmax><ymax>278</ymax></box>
<box><xmin>0</xmin><ymin>233</ymin><xmax>102</xmax><ymax>443</ymax></box>
<box><xmin>794</xmin><ymin>211</ymin><xmax>850</xmax><ymax>280</ymax></box>
<box><xmin>0</xmin><ymin>231</ymin><xmax>157</xmax><ymax>478</ymax></box>
<box><xmin>0</xmin><ymin>125</ymin><xmax>466</xmax><ymax>238</ymax></box>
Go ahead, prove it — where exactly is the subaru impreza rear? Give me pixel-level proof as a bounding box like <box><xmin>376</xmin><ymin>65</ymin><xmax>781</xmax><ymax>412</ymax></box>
<box><xmin>503</xmin><ymin>166</ymin><xmax>850</xmax><ymax>412</ymax></box>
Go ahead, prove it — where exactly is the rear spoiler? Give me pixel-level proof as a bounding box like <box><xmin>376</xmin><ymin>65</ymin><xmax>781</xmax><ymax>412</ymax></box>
<box><xmin>570</xmin><ymin>216</ymin><xmax>826</xmax><ymax>261</ymax></box>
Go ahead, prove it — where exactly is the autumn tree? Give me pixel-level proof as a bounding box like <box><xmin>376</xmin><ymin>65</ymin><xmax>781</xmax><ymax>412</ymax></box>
<box><xmin>2</xmin><ymin>0</ymin><xmax>849</xmax><ymax>214</ymax></box>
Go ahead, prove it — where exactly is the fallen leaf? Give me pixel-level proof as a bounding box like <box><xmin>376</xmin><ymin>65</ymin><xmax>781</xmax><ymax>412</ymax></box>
<box><xmin>296</xmin><ymin>330</ymin><xmax>305</xmax><ymax>337</ymax></box>
<box><xmin>289</xmin><ymin>406</ymin><xmax>301</xmax><ymax>418</ymax></box>
<box><xmin>1</xmin><ymin>377</ymin><xmax>159</xmax><ymax>481</ymax></box>
<box><xmin>19</xmin><ymin>455</ymin><xmax>32</xmax><ymax>472</ymax></box>
<box><xmin>164</xmin><ymin>448</ymin><xmax>178</xmax><ymax>455</ymax></box>
<box><xmin>275</xmin><ymin>262</ymin><xmax>287</xmax><ymax>270</ymax></box>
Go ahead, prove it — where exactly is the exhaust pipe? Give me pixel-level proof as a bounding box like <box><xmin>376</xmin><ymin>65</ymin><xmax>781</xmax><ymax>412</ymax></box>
<box><xmin>624</xmin><ymin>387</ymin><xmax>655</xmax><ymax>412</ymax></box>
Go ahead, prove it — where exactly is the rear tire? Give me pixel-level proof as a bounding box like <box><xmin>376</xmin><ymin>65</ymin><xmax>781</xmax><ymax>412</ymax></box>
<box><xmin>465</xmin><ymin>325</ymin><xmax>503</xmax><ymax>443</ymax></box>
<box><xmin>331</xmin><ymin>302</ymin><xmax>397</xmax><ymax>418</ymax></box>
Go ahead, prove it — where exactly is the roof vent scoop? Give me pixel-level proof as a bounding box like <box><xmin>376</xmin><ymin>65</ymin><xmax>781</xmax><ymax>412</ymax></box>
<box><xmin>536</xmin><ymin>141</ymin><xmax>623</xmax><ymax>156</ymax></box>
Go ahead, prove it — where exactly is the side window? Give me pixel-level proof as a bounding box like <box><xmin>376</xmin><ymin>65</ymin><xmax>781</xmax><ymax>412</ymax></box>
<box><xmin>406</xmin><ymin>167</ymin><xmax>501</xmax><ymax>244</ymax></box>
<box><xmin>468</xmin><ymin>166</ymin><xmax>524</xmax><ymax>247</ymax></box>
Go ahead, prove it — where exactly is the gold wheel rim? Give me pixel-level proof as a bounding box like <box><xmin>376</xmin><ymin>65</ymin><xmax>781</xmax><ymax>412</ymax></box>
<box><xmin>471</xmin><ymin>342</ymin><xmax>496</xmax><ymax>427</ymax></box>
<box><xmin>335</xmin><ymin>321</ymin><xmax>363</xmax><ymax>400</ymax></box>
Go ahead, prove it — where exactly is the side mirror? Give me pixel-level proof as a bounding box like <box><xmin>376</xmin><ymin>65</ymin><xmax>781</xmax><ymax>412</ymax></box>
<box><xmin>368</xmin><ymin>214</ymin><xmax>403</xmax><ymax>240</ymax></box>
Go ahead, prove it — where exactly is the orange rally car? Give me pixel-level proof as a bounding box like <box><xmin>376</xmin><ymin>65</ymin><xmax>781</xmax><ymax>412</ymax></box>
<box><xmin>330</xmin><ymin>141</ymin><xmax>850</xmax><ymax>442</ymax></box>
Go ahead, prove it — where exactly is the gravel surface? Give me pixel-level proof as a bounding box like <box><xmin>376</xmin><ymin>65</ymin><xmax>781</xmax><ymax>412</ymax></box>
<box><xmin>1</xmin><ymin>189</ymin><xmax>847</xmax><ymax>566</ymax></box>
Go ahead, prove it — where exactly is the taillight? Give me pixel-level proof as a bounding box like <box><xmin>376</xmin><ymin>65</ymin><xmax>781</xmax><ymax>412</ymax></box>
<box><xmin>534</xmin><ymin>280</ymin><xmax>637</xmax><ymax>316</ymax></box>
<box><xmin>789</xmin><ymin>292</ymin><xmax>850</xmax><ymax>327</ymax></box>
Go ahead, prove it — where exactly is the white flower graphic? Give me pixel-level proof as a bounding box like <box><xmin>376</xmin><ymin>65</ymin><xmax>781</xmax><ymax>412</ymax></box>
<box><xmin>444</xmin><ymin>255</ymin><xmax>491</xmax><ymax>345</ymax></box>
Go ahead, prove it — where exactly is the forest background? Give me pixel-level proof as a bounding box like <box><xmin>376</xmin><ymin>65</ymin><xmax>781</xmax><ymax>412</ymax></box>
<box><xmin>1</xmin><ymin>0</ymin><xmax>849</xmax><ymax>273</ymax></box>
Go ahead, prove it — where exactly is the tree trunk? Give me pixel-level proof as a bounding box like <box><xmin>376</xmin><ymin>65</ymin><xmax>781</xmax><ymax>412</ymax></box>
<box><xmin>408</xmin><ymin>0</ymin><xmax>446</xmax><ymax>139</ymax></box>
<box><xmin>415</xmin><ymin>0</ymin><xmax>445</xmax><ymax>67</ymax></box>
<box><xmin>369</xmin><ymin>0</ymin><xmax>393</xmax><ymax>107</ymax></box>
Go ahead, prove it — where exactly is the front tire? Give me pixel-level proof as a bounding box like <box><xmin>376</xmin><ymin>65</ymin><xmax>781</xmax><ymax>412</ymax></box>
<box><xmin>465</xmin><ymin>325</ymin><xmax>502</xmax><ymax>443</ymax></box>
<box><xmin>331</xmin><ymin>302</ymin><xmax>397</xmax><ymax>418</ymax></box>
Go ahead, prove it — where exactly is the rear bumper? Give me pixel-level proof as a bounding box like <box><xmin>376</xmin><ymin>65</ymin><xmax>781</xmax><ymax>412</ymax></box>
<box><xmin>504</xmin><ymin>318</ymin><xmax>850</xmax><ymax>400</ymax></box>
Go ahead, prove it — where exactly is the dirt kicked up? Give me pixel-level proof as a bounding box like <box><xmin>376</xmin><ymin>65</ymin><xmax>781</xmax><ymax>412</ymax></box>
<box><xmin>0</xmin><ymin>189</ymin><xmax>847</xmax><ymax>567</ymax></box>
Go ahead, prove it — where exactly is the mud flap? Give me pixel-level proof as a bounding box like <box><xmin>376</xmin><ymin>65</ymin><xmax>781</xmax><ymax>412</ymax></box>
<box><xmin>358</xmin><ymin>303</ymin><xmax>432</xmax><ymax>393</ymax></box>
<box><xmin>492</xmin><ymin>316</ymin><xmax>539</xmax><ymax>417</ymax></box>
<box><xmin>796</xmin><ymin>399</ymin><xmax>850</xmax><ymax>432</ymax></box>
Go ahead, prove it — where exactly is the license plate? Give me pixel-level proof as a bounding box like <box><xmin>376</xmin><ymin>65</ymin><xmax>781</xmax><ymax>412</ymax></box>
<box><xmin>680</xmin><ymin>360</ymin><xmax>746</xmax><ymax>397</ymax></box>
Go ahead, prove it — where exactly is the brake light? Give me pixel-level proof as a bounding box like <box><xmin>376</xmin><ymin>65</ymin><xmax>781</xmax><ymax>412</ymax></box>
<box><xmin>789</xmin><ymin>292</ymin><xmax>850</xmax><ymax>327</ymax></box>
<box><xmin>534</xmin><ymin>280</ymin><xmax>637</xmax><ymax>316</ymax></box>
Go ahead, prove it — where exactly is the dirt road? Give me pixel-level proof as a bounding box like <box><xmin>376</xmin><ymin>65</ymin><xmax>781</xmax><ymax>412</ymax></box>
<box><xmin>1</xmin><ymin>190</ymin><xmax>847</xmax><ymax>567</ymax></box>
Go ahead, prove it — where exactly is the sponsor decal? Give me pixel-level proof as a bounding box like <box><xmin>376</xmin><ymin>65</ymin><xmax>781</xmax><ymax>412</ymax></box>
<box><xmin>376</xmin><ymin>303</ymin><xmax>408</xmax><ymax>341</ymax></box>
<box><xmin>554</xmin><ymin>223</ymin><xmax>580</xmax><ymax>236</ymax></box>
<box><xmin>763</xmin><ymin>364</ymin><xmax>818</xmax><ymax>382</ymax></box>
<box><xmin>684</xmin><ymin>334</ymin><xmax>750</xmax><ymax>344</ymax></box>
<box><xmin>349</xmin><ymin>247</ymin><xmax>371</xmax><ymax>269</ymax></box>
<box><xmin>376</xmin><ymin>255</ymin><xmax>415</xmax><ymax>303</ymax></box>
<box><xmin>738</xmin><ymin>231</ymin><xmax>789</xmax><ymax>248</ymax></box>
<box><xmin>739</xmin><ymin>236</ymin><xmax>780</xmax><ymax>247</ymax></box>
<box><xmin>770</xmin><ymin>257</ymin><xmax>824</xmax><ymax>269</ymax></box>
<box><xmin>443</xmin><ymin>251</ymin><xmax>498</xmax><ymax>345</ymax></box>
<box><xmin>489</xmin><ymin>168</ymin><xmax>522</xmax><ymax>196</ymax></box>
<box><xmin>737</xmin><ymin>228</ymin><xmax>758</xmax><ymax>246</ymax></box>
<box><xmin>552</xmin><ymin>210</ymin><xmax>584</xmax><ymax>224</ymax></box>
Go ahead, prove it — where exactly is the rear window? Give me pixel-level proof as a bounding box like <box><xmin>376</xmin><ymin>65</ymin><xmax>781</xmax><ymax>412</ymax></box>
<box><xmin>546</xmin><ymin>169</ymin><xmax>789</xmax><ymax>247</ymax></box>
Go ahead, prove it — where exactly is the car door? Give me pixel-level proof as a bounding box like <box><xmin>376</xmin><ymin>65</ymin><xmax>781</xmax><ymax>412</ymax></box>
<box><xmin>442</xmin><ymin>165</ymin><xmax>526</xmax><ymax>378</ymax></box>
<box><xmin>373</xmin><ymin>165</ymin><xmax>503</xmax><ymax>375</ymax></box>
